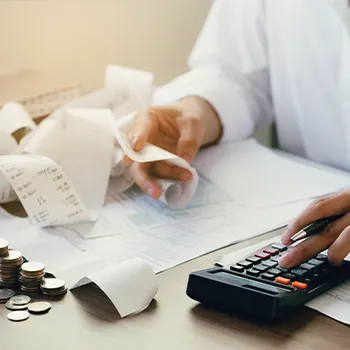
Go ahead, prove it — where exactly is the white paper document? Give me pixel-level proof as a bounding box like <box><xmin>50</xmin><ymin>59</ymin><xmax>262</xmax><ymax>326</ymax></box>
<box><xmin>306</xmin><ymin>280</ymin><xmax>350</xmax><ymax>325</ymax></box>
<box><xmin>194</xmin><ymin>140</ymin><xmax>350</xmax><ymax>209</ymax></box>
<box><xmin>217</xmin><ymin>236</ymin><xmax>350</xmax><ymax>325</ymax></box>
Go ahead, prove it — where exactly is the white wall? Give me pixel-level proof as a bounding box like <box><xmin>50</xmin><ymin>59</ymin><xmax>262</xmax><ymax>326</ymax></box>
<box><xmin>0</xmin><ymin>0</ymin><xmax>212</xmax><ymax>88</ymax></box>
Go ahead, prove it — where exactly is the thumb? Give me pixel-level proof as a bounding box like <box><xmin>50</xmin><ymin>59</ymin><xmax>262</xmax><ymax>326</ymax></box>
<box><xmin>128</xmin><ymin>109</ymin><xmax>158</xmax><ymax>152</ymax></box>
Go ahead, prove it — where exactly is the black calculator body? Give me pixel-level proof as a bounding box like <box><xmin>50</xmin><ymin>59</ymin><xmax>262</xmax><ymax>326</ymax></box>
<box><xmin>186</xmin><ymin>243</ymin><xmax>350</xmax><ymax>321</ymax></box>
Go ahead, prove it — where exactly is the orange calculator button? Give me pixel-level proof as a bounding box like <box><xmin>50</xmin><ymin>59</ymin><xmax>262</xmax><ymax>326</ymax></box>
<box><xmin>275</xmin><ymin>277</ymin><xmax>290</xmax><ymax>285</ymax></box>
<box><xmin>292</xmin><ymin>281</ymin><xmax>308</xmax><ymax>289</ymax></box>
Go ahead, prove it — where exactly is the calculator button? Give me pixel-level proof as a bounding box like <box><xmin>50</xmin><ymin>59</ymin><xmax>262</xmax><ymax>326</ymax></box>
<box><xmin>267</xmin><ymin>268</ymin><xmax>282</xmax><ymax>276</ymax></box>
<box><xmin>262</xmin><ymin>260</ymin><xmax>278</xmax><ymax>268</ymax></box>
<box><xmin>237</xmin><ymin>261</ymin><xmax>253</xmax><ymax>269</ymax></box>
<box><xmin>271</xmin><ymin>243</ymin><xmax>288</xmax><ymax>252</ymax></box>
<box><xmin>246</xmin><ymin>269</ymin><xmax>260</xmax><ymax>277</ymax></box>
<box><xmin>270</xmin><ymin>256</ymin><xmax>279</xmax><ymax>263</ymax></box>
<box><xmin>290</xmin><ymin>268</ymin><xmax>308</xmax><ymax>278</ymax></box>
<box><xmin>246</xmin><ymin>256</ymin><xmax>262</xmax><ymax>265</ymax></box>
<box><xmin>282</xmin><ymin>273</ymin><xmax>297</xmax><ymax>281</ymax></box>
<box><xmin>292</xmin><ymin>281</ymin><xmax>308</xmax><ymax>289</ymax></box>
<box><xmin>254</xmin><ymin>252</ymin><xmax>270</xmax><ymax>260</ymax></box>
<box><xmin>261</xmin><ymin>273</ymin><xmax>275</xmax><ymax>281</ymax></box>
<box><xmin>316</xmin><ymin>254</ymin><xmax>328</xmax><ymax>262</ymax></box>
<box><xmin>275</xmin><ymin>276</ymin><xmax>290</xmax><ymax>285</ymax></box>
<box><xmin>299</xmin><ymin>263</ymin><xmax>317</xmax><ymax>272</ymax></box>
<box><xmin>277</xmin><ymin>266</ymin><xmax>289</xmax><ymax>273</ymax></box>
<box><xmin>263</xmin><ymin>248</ymin><xmax>279</xmax><ymax>256</ymax></box>
<box><xmin>230</xmin><ymin>265</ymin><xmax>245</xmax><ymax>273</ymax></box>
<box><xmin>308</xmin><ymin>259</ymin><xmax>325</xmax><ymax>267</ymax></box>
<box><xmin>303</xmin><ymin>273</ymin><xmax>322</xmax><ymax>284</ymax></box>
<box><xmin>254</xmin><ymin>264</ymin><xmax>270</xmax><ymax>272</ymax></box>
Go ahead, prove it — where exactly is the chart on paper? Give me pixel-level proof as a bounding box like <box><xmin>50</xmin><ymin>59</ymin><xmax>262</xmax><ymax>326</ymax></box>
<box><xmin>61</xmin><ymin>174</ymin><xmax>239</xmax><ymax>239</ymax></box>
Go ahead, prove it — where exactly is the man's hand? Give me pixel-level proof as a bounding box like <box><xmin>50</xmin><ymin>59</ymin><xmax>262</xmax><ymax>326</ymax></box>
<box><xmin>124</xmin><ymin>96</ymin><xmax>222</xmax><ymax>199</ymax></box>
<box><xmin>280</xmin><ymin>190</ymin><xmax>350</xmax><ymax>268</ymax></box>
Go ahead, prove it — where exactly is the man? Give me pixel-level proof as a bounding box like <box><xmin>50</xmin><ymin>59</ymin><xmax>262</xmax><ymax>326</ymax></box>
<box><xmin>125</xmin><ymin>0</ymin><xmax>350</xmax><ymax>267</ymax></box>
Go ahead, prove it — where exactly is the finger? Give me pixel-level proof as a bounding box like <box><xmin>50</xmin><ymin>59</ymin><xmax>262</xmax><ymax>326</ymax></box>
<box><xmin>176</xmin><ymin>114</ymin><xmax>201</xmax><ymax>164</ymax></box>
<box><xmin>279</xmin><ymin>213</ymin><xmax>350</xmax><ymax>268</ymax></box>
<box><xmin>129</xmin><ymin>109</ymin><xmax>159</xmax><ymax>152</ymax></box>
<box><xmin>281</xmin><ymin>190</ymin><xmax>350</xmax><ymax>245</ymax></box>
<box><xmin>123</xmin><ymin>155</ymin><xmax>133</xmax><ymax>166</ymax></box>
<box><xmin>328</xmin><ymin>225</ymin><xmax>350</xmax><ymax>265</ymax></box>
<box><xmin>151</xmin><ymin>162</ymin><xmax>192</xmax><ymax>181</ymax></box>
<box><xmin>130</xmin><ymin>162</ymin><xmax>161</xmax><ymax>199</ymax></box>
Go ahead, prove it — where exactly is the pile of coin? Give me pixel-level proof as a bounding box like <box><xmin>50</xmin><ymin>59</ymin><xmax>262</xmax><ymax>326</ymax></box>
<box><xmin>40</xmin><ymin>278</ymin><xmax>67</xmax><ymax>296</ymax></box>
<box><xmin>5</xmin><ymin>294</ymin><xmax>52</xmax><ymax>322</ymax></box>
<box><xmin>0</xmin><ymin>250</ymin><xmax>23</xmax><ymax>287</ymax></box>
<box><xmin>0</xmin><ymin>237</ymin><xmax>68</xmax><ymax>323</ymax></box>
<box><xmin>19</xmin><ymin>262</ymin><xmax>45</xmax><ymax>292</ymax></box>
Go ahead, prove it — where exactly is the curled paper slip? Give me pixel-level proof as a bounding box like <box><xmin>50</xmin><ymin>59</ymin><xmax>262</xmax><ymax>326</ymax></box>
<box><xmin>114</xmin><ymin>118</ymin><xmax>199</xmax><ymax>209</ymax></box>
<box><xmin>0</xmin><ymin>102</ymin><xmax>37</xmax><ymax>135</ymax></box>
<box><xmin>72</xmin><ymin>258</ymin><xmax>158</xmax><ymax>318</ymax></box>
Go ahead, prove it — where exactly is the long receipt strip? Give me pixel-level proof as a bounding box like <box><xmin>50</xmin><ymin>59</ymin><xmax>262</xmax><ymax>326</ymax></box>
<box><xmin>217</xmin><ymin>236</ymin><xmax>350</xmax><ymax>325</ymax></box>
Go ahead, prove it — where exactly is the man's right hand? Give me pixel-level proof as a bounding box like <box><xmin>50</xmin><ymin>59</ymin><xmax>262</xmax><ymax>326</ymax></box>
<box><xmin>124</xmin><ymin>96</ymin><xmax>222</xmax><ymax>199</ymax></box>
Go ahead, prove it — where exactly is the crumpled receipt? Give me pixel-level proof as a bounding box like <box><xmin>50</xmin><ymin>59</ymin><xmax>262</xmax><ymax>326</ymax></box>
<box><xmin>0</xmin><ymin>65</ymin><xmax>199</xmax><ymax>227</ymax></box>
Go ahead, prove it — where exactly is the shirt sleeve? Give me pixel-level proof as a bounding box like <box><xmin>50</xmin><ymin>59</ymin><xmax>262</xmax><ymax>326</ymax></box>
<box><xmin>153</xmin><ymin>0</ymin><xmax>274</xmax><ymax>143</ymax></box>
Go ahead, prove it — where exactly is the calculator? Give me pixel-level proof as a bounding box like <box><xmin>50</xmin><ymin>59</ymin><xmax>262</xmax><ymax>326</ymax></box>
<box><xmin>186</xmin><ymin>242</ymin><xmax>350</xmax><ymax>321</ymax></box>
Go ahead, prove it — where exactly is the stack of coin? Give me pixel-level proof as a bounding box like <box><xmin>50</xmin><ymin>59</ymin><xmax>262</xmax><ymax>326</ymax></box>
<box><xmin>18</xmin><ymin>262</ymin><xmax>45</xmax><ymax>292</ymax></box>
<box><xmin>0</xmin><ymin>250</ymin><xmax>23</xmax><ymax>287</ymax></box>
<box><xmin>40</xmin><ymin>278</ymin><xmax>67</xmax><ymax>296</ymax></box>
<box><xmin>0</xmin><ymin>239</ymin><xmax>9</xmax><ymax>256</ymax></box>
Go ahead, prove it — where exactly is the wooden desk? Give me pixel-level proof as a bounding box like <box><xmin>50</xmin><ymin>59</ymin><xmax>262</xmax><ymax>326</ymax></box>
<box><xmin>0</xmin><ymin>230</ymin><xmax>348</xmax><ymax>350</ymax></box>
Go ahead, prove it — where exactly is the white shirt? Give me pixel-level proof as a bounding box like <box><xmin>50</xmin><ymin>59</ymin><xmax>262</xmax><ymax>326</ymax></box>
<box><xmin>154</xmin><ymin>0</ymin><xmax>350</xmax><ymax>171</ymax></box>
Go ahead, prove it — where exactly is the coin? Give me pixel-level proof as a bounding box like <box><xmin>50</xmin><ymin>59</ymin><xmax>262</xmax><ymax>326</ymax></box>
<box><xmin>41</xmin><ymin>278</ymin><xmax>66</xmax><ymax>290</ymax></box>
<box><xmin>40</xmin><ymin>278</ymin><xmax>67</xmax><ymax>296</ymax></box>
<box><xmin>0</xmin><ymin>239</ymin><xmax>9</xmax><ymax>256</ymax></box>
<box><xmin>21</xmin><ymin>262</ymin><xmax>45</xmax><ymax>274</ymax></box>
<box><xmin>6</xmin><ymin>300</ymin><xmax>28</xmax><ymax>311</ymax></box>
<box><xmin>0</xmin><ymin>250</ymin><xmax>22</xmax><ymax>263</ymax></box>
<box><xmin>28</xmin><ymin>301</ymin><xmax>51</xmax><ymax>314</ymax></box>
<box><xmin>10</xmin><ymin>295</ymin><xmax>31</xmax><ymax>305</ymax></box>
<box><xmin>0</xmin><ymin>288</ymin><xmax>15</xmax><ymax>302</ymax></box>
<box><xmin>7</xmin><ymin>310</ymin><xmax>29</xmax><ymax>322</ymax></box>
<box><xmin>0</xmin><ymin>238</ymin><xmax>9</xmax><ymax>249</ymax></box>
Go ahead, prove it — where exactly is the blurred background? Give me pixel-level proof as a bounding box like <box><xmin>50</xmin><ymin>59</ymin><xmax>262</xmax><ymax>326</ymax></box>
<box><xmin>0</xmin><ymin>0</ymin><xmax>212</xmax><ymax>88</ymax></box>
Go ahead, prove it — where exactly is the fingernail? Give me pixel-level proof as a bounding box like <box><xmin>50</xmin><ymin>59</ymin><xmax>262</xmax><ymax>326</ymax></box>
<box><xmin>180</xmin><ymin>171</ymin><xmax>192</xmax><ymax>181</ymax></box>
<box><xmin>146</xmin><ymin>187</ymin><xmax>155</xmax><ymax>197</ymax></box>
<box><xmin>279</xmin><ymin>253</ymin><xmax>293</xmax><ymax>268</ymax></box>
<box><xmin>281</xmin><ymin>225</ymin><xmax>293</xmax><ymax>244</ymax></box>
<box><xmin>182</xmin><ymin>154</ymin><xmax>192</xmax><ymax>164</ymax></box>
